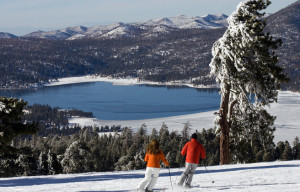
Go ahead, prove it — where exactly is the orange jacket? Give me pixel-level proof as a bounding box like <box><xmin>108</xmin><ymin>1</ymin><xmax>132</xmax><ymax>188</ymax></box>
<box><xmin>181</xmin><ymin>138</ymin><xmax>206</xmax><ymax>164</ymax></box>
<box><xmin>145</xmin><ymin>150</ymin><xmax>169</xmax><ymax>168</ymax></box>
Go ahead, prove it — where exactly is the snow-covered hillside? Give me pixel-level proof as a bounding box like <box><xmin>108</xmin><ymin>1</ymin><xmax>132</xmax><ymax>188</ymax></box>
<box><xmin>22</xmin><ymin>14</ymin><xmax>228</xmax><ymax>40</ymax></box>
<box><xmin>1</xmin><ymin>160</ymin><xmax>299</xmax><ymax>192</ymax></box>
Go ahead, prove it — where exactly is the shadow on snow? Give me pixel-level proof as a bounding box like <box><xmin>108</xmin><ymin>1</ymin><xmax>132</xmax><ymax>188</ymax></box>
<box><xmin>0</xmin><ymin>163</ymin><xmax>299</xmax><ymax>188</ymax></box>
<box><xmin>0</xmin><ymin>173</ymin><xmax>145</xmax><ymax>187</ymax></box>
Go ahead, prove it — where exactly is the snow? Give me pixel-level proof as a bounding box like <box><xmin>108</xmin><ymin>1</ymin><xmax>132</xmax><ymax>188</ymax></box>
<box><xmin>48</xmin><ymin>75</ymin><xmax>300</xmax><ymax>145</ymax></box>
<box><xmin>0</xmin><ymin>100</ymin><xmax>11</xmax><ymax>114</ymax></box>
<box><xmin>45</xmin><ymin>75</ymin><xmax>140</xmax><ymax>86</ymax></box>
<box><xmin>45</xmin><ymin>75</ymin><xmax>213</xmax><ymax>88</ymax></box>
<box><xmin>1</xmin><ymin>76</ymin><xmax>300</xmax><ymax>191</ymax></box>
<box><xmin>1</xmin><ymin>160</ymin><xmax>299</xmax><ymax>191</ymax></box>
<box><xmin>268</xmin><ymin>91</ymin><xmax>300</xmax><ymax>143</ymax></box>
<box><xmin>140</xmin><ymin>14</ymin><xmax>228</xmax><ymax>29</ymax></box>
<box><xmin>25</xmin><ymin>14</ymin><xmax>228</xmax><ymax>40</ymax></box>
<box><xmin>0</xmin><ymin>101</ymin><xmax>4</xmax><ymax>110</ymax></box>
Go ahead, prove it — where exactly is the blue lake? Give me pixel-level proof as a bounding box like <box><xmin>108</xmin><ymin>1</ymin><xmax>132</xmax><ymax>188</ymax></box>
<box><xmin>0</xmin><ymin>82</ymin><xmax>220</xmax><ymax>120</ymax></box>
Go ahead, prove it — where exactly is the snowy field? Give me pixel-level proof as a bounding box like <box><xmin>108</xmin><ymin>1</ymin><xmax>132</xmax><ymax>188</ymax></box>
<box><xmin>0</xmin><ymin>160</ymin><xmax>299</xmax><ymax>192</ymax></box>
<box><xmin>61</xmin><ymin>76</ymin><xmax>300</xmax><ymax>144</ymax></box>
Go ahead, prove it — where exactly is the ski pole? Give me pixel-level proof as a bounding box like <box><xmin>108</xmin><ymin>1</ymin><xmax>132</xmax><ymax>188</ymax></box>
<box><xmin>168</xmin><ymin>167</ymin><xmax>173</xmax><ymax>191</ymax></box>
<box><xmin>203</xmin><ymin>164</ymin><xmax>214</xmax><ymax>183</ymax></box>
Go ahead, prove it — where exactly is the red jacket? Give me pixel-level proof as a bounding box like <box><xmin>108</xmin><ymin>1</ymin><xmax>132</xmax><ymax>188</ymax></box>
<box><xmin>181</xmin><ymin>138</ymin><xmax>206</xmax><ymax>164</ymax></box>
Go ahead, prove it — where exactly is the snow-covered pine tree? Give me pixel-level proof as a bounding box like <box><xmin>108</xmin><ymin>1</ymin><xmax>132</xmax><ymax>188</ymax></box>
<box><xmin>61</xmin><ymin>141</ymin><xmax>91</xmax><ymax>173</ymax></box>
<box><xmin>158</xmin><ymin>122</ymin><xmax>169</xmax><ymax>152</ymax></box>
<box><xmin>209</xmin><ymin>0</ymin><xmax>289</xmax><ymax>164</ymax></box>
<box><xmin>150</xmin><ymin>128</ymin><xmax>158</xmax><ymax>140</ymax></box>
<box><xmin>181</xmin><ymin>121</ymin><xmax>191</xmax><ymax>140</ymax></box>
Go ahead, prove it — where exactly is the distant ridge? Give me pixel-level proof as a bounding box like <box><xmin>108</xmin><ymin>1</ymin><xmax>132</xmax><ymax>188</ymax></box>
<box><xmin>0</xmin><ymin>32</ymin><xmax>18</xmax><ymax>39</ymax></box>
<box><xmin>18</xmin><ymin>14</ymin><xmax>228</xmax><ymax>40</ymax></box>
<box><xmin>0</xmin><ymin>1</ymin><xmax>299</xmax><ymax>91</ymax></box>
<box><xmin>265</xmin><ymin>0</ymin><xmax>300</xmax><ymax>91</ymax></box>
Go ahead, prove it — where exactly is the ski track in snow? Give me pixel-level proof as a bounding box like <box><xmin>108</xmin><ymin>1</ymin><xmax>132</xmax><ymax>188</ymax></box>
<box><xmin>0</xmin><ymin>160</ymin><xmax>299</xmax><ymax>192</ymax></box>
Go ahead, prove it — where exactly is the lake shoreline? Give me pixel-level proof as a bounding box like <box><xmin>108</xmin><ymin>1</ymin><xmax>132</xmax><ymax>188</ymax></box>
<box><xmin>44</xmin><ymin>75</ymin><xmax>219</xmax><ymax>89</ymax></box>
<box><xmin>44</xmin><ymin>75</ymin><xmax>300</xmax><ymax>144</ymax></box>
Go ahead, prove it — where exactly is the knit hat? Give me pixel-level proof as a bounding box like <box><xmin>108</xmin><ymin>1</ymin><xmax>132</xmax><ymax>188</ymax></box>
<box><xmin>191</xmin><ymin>133</ymin><xmax>197</xmax><ymax>140</ymax></box>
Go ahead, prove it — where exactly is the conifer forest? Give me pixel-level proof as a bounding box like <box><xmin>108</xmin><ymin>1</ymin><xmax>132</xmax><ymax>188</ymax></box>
<box><xmin>1</xmin><ymin>102</ymin><xmax>300</xmax><ymax>177</ymax></box>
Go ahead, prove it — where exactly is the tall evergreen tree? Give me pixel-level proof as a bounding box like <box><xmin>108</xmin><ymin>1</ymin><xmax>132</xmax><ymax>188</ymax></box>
<box><xmin>150</xmin><ymin>128</ymin><xmax>158</xmax><ymax>140</ymax></box>
<box><xmin>47</xmin><ymin>150</ymin><xmax>62</xmax><ymax>175</ymax></box>
<box><xmin>16</xmin><ymin>147</ymin><xmax>38</xmax><ymax>176</ymax></box>
<box><xmin>38</xmin><ymin>151</ymin><xmax>49</xmax><ymax>175</ymax></box>
<box><xmin>292</xmin><ymin>137</ymin><xmax>300</xmax><ymax>160</ymax></box>
<box><xmin>209</xmin><ymin>0</ymin><xmax>289</xmax><ymax>164</ymax></box>
<box><xmin>281</xmin><ymin>141</ymin><xmax>293</xmax><ymax>161</ymax></box>
<box><xmin>275</xmin><ymin>141</ymin><xmax>285</xmax><ymax>160</ymax></box>
<box><xmin>181</xmin><ymin>121</ymin><xmax>191</xmax><ymax>139</ymax></box>
<box><xmin>262</xmin><ymin>149</ymin><xmax>275</xmax><ymax>162</ymax></box>
<box><xmin>0</xmin><ymin>97</ymin><xmax>38</xmax><ymax>154</ymax></box>
<box><xmin>158</xmin><ymin>122</ymin><xmax>169</xmax><ymax>152</ymax></box>
<box><xmin>61</xmin><ymin>141</ymin><xmax>90</xmax><ymax>173</ymax></box>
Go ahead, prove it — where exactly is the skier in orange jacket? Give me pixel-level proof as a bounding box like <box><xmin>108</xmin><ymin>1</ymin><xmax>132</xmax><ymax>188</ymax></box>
<box><xmin>137</xmin><ymin>140</ymin><xmax>169</xmax><ymax>192</ymax></box>
<box><xmin>178</xmin><ymin>133</ymin><xmax>206</xmax><ymax>188</ymax></box>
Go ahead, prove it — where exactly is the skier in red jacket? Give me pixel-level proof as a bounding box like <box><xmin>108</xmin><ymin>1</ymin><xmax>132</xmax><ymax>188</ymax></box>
<box><xmin>178</xmin><ymin>133</ymin><xmax>206</xmax><ymax>188</ymax></box>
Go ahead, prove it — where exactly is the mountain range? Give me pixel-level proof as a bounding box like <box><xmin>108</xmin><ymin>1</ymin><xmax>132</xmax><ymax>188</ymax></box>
<box><xmin>0</xmin><ymin>14</ymin><xmax>228</xmax><ymax>40</ymax></box>
<box><xmin>0</xmin><ymin>1</ymin><xmax>299</xmax><ymax>91</ymax></box>
<box><xmin>0</xmin><ymin>32</ymin><xmax>18</xmax><ymax>39</ymax></box>
<box><xmin>265</xmin><ymin>0</ymin><xmax>300</xmax><ymax>91</ymax></box>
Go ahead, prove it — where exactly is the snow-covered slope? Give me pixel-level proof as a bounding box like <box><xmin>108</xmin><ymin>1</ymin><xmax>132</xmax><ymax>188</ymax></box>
<box><xmin>138</xmin><ymin>14</ymin><xmax>228</xmax><ymax>29</ymax></box>
<box><xmin>23</xmin><ymin>26</ymin><xmax>88</xmax><ymax>39</ymax></box>
<box><xmin>22</xmin><ymin>14</ymin><xmax>228</xmax><ymax>40</ymax></box>
<box><xmin>1</xmin><ymin>160</ymin><xmax>299</xmax><ymax>191</ymax></box>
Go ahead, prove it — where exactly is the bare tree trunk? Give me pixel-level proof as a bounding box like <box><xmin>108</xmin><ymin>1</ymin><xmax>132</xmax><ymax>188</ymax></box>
<box><xmin>219</xmin><ymin>84</ymin><xmax>231</xmax><ymax>165</ymax></box>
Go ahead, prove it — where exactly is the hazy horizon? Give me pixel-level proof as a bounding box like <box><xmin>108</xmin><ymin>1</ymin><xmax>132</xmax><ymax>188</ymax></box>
<box><xmin>0</xmin><ymin>0</ymin><xmax>298</xmax><ymax>36</ymax></box>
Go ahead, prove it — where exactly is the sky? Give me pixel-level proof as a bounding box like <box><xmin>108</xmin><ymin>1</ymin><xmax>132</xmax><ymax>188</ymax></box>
<box><xmin>0</xmin><ymin>0</ymin><xmax>298</xmax><ymax>36</ymax></box>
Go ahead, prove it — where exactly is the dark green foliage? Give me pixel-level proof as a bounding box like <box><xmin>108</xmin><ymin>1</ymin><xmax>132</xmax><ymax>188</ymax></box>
<box><xmin>48</xmin><ymin>151</ymin><xmax>62</xmax><ymax>175</ymax></box>
<box><xmin>292</xmin><ymin>137</ymin><xmax>300</xmax><ymax>159</ymax></box>
<box><xmin>281</xmin><ymin>141</ymin><xmax>293</xmax><ymax>161</ymax></box>
<box><xmin>38</xmin><ymin>152</ymin><xmax>49</xmax><ymax>175</ymax></box>
<box><xmin>198</xmin><ymin>129</ymin><xmax>219</xmax><ymax>165</ymax></box>
<box><xmin>23</xmin><ymin>104</ymin><xmax>93</xmax><ymax>136</ymax></box>
<box><xmin>262</xmin><ymin>149</ymin><xmax>275</xmax><ymax>162</ymax></box>
<box><xmin>0</xmin><ymin>97</ymin><xmax>38</xmax><ymax>154</ymax></box>
<box><xmin>275</xmin><ymin>141</ymin><xmax>286</xmax><ymax>160</ymax></box>
<box><xmin>2</xmin><ymin>119</ymin><xmax>299</xmax><ymax>177</ymax></box>
<box><xmin>5</xmin><ymin>124</ymin><xmax>220</xmax><ymax>176</ymax></box>
<box><xmin>17</xmin><ymin>147</ymin><xmax>38</xmax><ymax>176</ymax></box>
